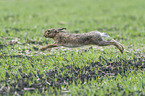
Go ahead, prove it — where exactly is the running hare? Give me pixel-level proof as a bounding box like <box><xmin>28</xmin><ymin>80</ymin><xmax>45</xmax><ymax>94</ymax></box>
<box><xmin>40</xmin><ymin>28</ymin><xmax>124</xmax><ymax>53</ymax></box>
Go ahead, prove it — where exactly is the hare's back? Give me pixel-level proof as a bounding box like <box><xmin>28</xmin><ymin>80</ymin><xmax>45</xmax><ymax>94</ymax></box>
<box><xmin>88</xmin><ymin>31</ymin><xmax>109</xmax><ymax>38</ymax></box>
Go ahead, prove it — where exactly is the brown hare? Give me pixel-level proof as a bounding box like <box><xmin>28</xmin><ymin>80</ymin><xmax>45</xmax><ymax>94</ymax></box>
<box><xmin>40</xmin><ymin>28</ymin><xmax>124</xmax><ymax>53</ymax></box>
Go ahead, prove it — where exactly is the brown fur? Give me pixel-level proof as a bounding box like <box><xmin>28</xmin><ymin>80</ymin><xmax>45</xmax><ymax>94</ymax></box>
<box><xmin>40</xmin><ymin>28</ymin><xmax>124</xmax><ymax>53</ymax></box>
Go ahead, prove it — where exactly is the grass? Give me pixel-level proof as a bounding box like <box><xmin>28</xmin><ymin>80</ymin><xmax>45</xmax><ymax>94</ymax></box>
<box><xmin>0</xmin><ymin>0</ymin><xmax>145</xmax><ymax>95</ymax></box>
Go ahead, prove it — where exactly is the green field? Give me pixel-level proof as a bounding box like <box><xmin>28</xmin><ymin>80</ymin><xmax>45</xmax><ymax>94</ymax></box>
<box><xmin>0</xmin><ymin>0</ymin><xmax>145</xmax><ymax>95</ymax></box>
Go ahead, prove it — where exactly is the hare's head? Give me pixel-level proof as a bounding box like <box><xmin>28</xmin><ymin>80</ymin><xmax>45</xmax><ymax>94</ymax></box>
<box><xmin>43</xmin><ymin>28</ymin><xmax>66</xmax><ymax>38</ymax></box>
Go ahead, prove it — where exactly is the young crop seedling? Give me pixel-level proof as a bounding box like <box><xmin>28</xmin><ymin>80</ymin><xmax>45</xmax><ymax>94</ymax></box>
<box><xmin>40</xmin><ymin>28</ymin><xmax>124</xmax><ymax>53</ymax></box>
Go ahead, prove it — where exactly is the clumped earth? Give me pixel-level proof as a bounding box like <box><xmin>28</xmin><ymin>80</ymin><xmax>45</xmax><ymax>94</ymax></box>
<box><xmin>0</xmin><ymin>56</ymin><xmax>144</xmax><ymax>95</ymax></box>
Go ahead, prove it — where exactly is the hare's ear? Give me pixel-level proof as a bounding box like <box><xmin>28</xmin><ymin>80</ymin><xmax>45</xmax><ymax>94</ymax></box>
<box><xmin>61</xmin><ymin>28</ymin><xmax>66</xmax><ymax>30</ymax></box>
<box><xmin>57</xmin><ymin>28</ymin><xmax>66</xmax><ymax>32</ymax></box>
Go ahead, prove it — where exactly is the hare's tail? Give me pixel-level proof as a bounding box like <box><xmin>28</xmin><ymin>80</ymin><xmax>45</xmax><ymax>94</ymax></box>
<box><xmin>100</xmin><ymin>33</ymin><xmax>110</xmax><ymax>38</ymax></box>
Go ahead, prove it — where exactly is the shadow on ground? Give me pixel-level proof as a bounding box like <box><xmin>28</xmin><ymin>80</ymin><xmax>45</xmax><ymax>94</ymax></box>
<box><xmin>0</xmin><ymin>45</ymin><xmax>5</xmax><ymax>49</ymax></box>
<box><xmin>0</xmin><ymin>56</ymin><xmax>145</xmax><ymax>95</ymax></box>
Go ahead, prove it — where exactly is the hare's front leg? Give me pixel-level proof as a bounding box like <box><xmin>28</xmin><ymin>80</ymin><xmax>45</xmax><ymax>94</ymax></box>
<box><xmin>40</xmin><ymin>44</ymin><xmax>59</xmax><ymax>51</ymax></box>
<box><xmin>97</xmin><ymin>39</ymin><xmax>124</xmax><ymax>53</ymax></box>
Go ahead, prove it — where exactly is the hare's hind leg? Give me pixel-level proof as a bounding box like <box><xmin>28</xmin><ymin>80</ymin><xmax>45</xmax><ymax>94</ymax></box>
<box><xmin>40</xmin><ymin>44</ymin><xmax>59</xmax><ymax>51</ymax></box>
<box><xmin>97</xmin><ymin>39</ymin><xmax>124</xmax><ymax>53</ymax></box>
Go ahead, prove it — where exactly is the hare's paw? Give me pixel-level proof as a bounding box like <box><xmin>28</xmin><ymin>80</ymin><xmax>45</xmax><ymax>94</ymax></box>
<box><xmin>118</xmin><ymin>44</ymin><xmax>124</xmax><ymax>54</ymax></box>
<box><xmin>121</xmin><ymin>45</ymin><xmax>124</xmax><ymax>53</ymax></box>
<box><xmin>112</xmin><ymin>39</ymin><xmax>124</xmax><ymax>54</ymax></box>
<box><xmin>40</xmin><ymin>47</ymin><xmax>46</xmax><ymax>51</ymax></box>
